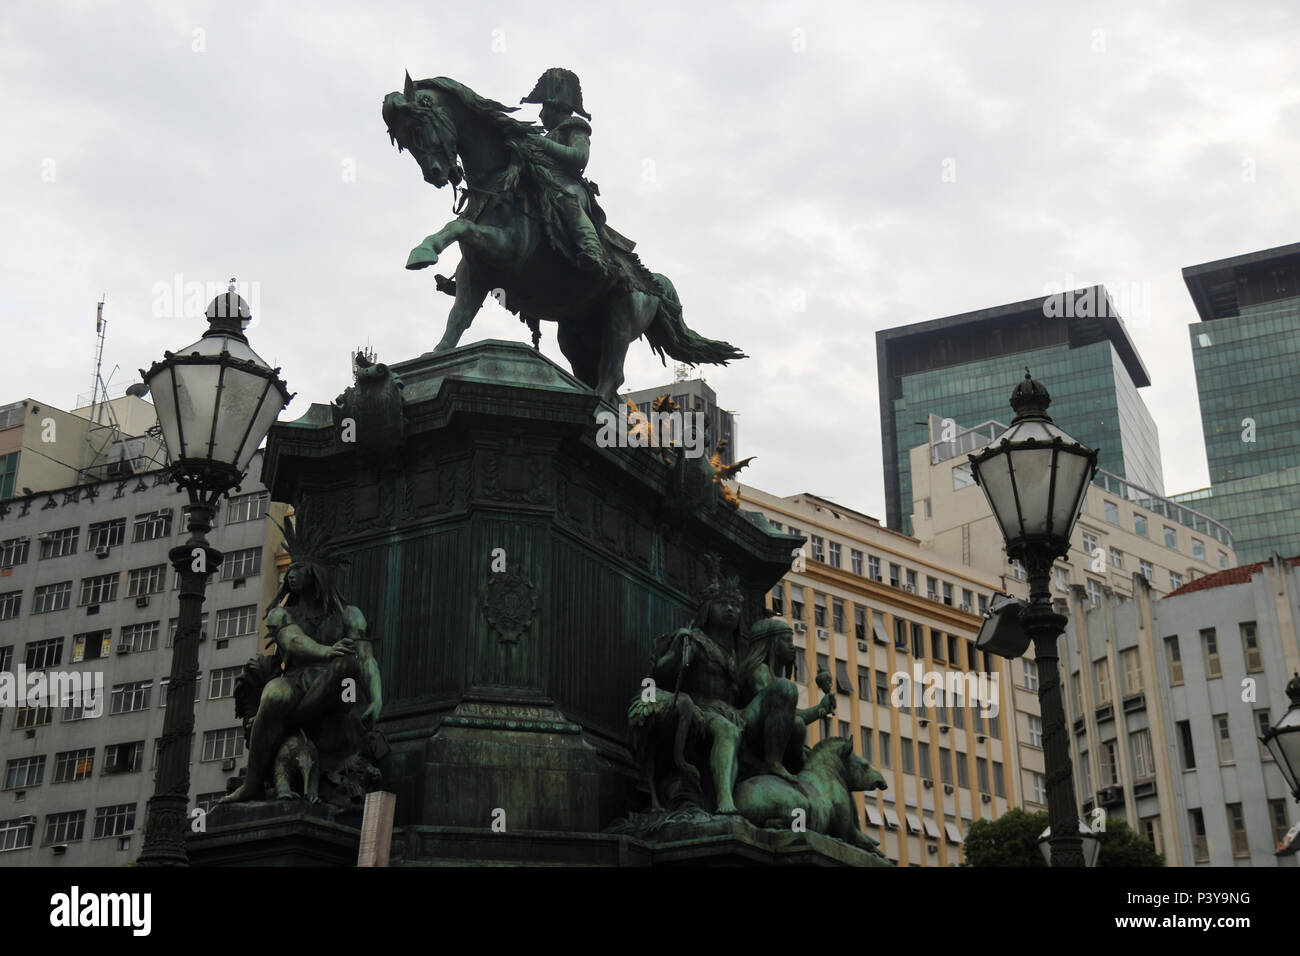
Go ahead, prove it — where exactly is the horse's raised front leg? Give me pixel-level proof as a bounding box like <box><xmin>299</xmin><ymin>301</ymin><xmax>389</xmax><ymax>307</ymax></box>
<box><xmin>433</xmin><ymin>258</ymin><xmax>493</xmax><ymax>352</ymax></box>
<box><xmin>406</xmin><ymin>218</ymin><xmax>471</xmax><ymax>270</ymax></box>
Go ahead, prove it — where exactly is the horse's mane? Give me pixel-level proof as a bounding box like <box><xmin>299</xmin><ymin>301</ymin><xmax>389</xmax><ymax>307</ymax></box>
<box><xmin>413</xmin><ymin>76</ymin><xmax>542</xmax><ymax>143</ymax></box>
<box><xmin>808</xmin><ymin>735</ymin><xmax>852</xmax><ymax>766</ymax></box>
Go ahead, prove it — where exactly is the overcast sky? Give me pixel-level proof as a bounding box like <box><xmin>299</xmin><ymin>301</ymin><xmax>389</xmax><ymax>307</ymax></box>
<box><xmin>3</xmin><ymin>1</ymin><xmax>1298</xmax><ymax>523</ymax></box>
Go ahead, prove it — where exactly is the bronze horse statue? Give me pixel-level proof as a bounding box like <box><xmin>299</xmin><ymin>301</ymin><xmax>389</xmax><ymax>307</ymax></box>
<box><xmin>382</xmin><ymin>74</ymin><xmax>744</xmax><ymax>404</ymax></box>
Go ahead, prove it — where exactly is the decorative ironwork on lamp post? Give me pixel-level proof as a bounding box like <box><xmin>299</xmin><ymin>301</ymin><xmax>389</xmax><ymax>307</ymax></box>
<box><xmin>135</xmin><ymin>284</ymin><xmax>291</xmax><ymax>866</ymax></box>
<box><xmin>968</xmin><ymin>371</ymin><xmax>1098</xmax><ymax>867</ymax></box>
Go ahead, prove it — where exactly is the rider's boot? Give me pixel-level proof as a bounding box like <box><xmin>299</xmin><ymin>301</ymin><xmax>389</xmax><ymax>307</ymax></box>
<box><xmin>560</xmin><ymin>196</ymin><xmax>609</xmax><ymax>273</ymax></box>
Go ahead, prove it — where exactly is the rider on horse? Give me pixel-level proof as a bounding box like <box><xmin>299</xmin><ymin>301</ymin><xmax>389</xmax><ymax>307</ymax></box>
<box><xmin>521</xmin><ymin>68</ymin><xmax>609</xmax><ymax>275</ymax></box>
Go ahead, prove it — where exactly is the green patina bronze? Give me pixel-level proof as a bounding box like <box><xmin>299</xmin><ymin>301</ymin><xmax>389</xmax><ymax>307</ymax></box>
<box><xmin>382</xmin><ymin>69</ymin><xmax>744</xmax><ymax>404</ymax></box>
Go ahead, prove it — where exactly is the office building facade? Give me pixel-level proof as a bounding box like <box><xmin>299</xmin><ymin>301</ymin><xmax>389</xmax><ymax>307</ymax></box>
<box><xmin>877</xmin><ymin>287</ymin><xmax>1162</xmax><ymax>535</ymax></box>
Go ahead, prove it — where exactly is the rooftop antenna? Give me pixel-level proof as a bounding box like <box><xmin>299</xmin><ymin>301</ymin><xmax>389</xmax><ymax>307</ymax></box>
<box><xmin>80</xmin><ymin>295</ymin><xmax>126</xmax><ymax>480</ymax></box>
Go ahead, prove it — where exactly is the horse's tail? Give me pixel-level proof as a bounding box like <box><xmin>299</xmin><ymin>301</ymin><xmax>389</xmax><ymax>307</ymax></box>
<box><xmin>643</xmin><ymin>273</ymin><xmax>747</xmax><ymax>368</ymax></box>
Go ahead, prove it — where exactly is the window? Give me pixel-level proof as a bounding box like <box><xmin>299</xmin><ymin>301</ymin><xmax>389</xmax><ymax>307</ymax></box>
<box><xmin>1166</xmin><ymin>637</ymin><xmax>1183</xmax><ymax>685</ymax></box>
<box><xmin>854</xmin><ymin>607</ymin><xmax>866</xmax><ymax>642</ymax></box>
<box><xmin>0</xmin><ymin>817</ymin><xmax>35</xmax><ymax>852</ymax></box>
<box><xmin>987</xmin><ymin>710</ymin><xmax>1000</xmax><ymax>739</ymax></box>
<box><xmin>889</xmin><ymin>563</ymin><xmax>900</xmax><ymax>587</ymax></box>
<box><xmin>1227</xmin><ymin>804</ymin><xmax>1249</xmax><ymax>858</ymax></box>
<box><xmin>828</xmin><ymin>541</ymin><xmax>841</xmax><ymax>569</ymax></box>
<box><xmin>992</xmin><ymin>762</ymin><xmax>1005</xmax><ymax>797</ymax></box>
<box><xmin>1099</xmin><ymin>740</ymin><xmax>1118</xmax><ymax>786</ymax></box>
<box><xmin>1109</xmin><ymin>547</ymin><xmax>1123</xmax><ymax>570</ymax></box>
<box><xmin>1133</xmin><ymin>513</ymin><xmax>1148</xmax><ymax>537</ymax></box>
<box><xmin>120</xmin><ymin>621</ymin><xmax>159</xmax><ymax>654</ymax></box>
<box><xmin>0</xmin><ymin>646</ymin><xmax>9</xmax><ymax>672</ymax></box>
<box><xmin>1202</xmin><ymin>629</ymin><xmax>1221</xmax><ymax>678</ymax></box>
<box><xmin>32</xmin><ymin>581</ymin><xmax>72</xmax><ymax>614</ymax></box>
<box><xmin>109</xmin><ymin>681</ymin><xmax>152</xmax><ymax>715</ymax></box>
<box><xmin>43</xmin><ymin>810</ymin><xmax>85</xmax><ymax>845</ymax></box>
<box><xmin>1032</xmin><ymin>772</ymin><xmax>1047</xmax><ymax>805</ymax></box>
<box><xmin>939</xmin><ymin>747</ymin><xmax>953</xmax><ymax>785</ymax></box>
<box><xmin>1079</xmin><ymin>751</ymin><xmax>1092</xmax><ymax>798</ymax></box>
<box><xmin>72</xmin><ymin>630</ymin><xmax>111</xmax><ymax>662</ymax></box>
<box><xmin>894</xmin><ymin>618</ymin><xmax>908</xmax><ymax>652</ymax></box>
<box><xmin>215</xmin><ymin>605</ymin><xmax>259</xmax><ymax>640</ymax></box>
<box><xmin>962</xmin><ymin>588</ymin><xmax>973</xmax><ymax>609</ymax></box>
<box><xmin>834</xmin><ymin>660</ymin><xmax>852</xmax><ymax>696</ymax></box>
<box><xmin>1139</xmin><ymin>559</ymin><xmax>1154</xmax><ymax>583</ymax></box>
<box><xmin>1131</xmin><ymin>729</ymin><xmax>1155</xmax><ymax>780</ymax></box>
<box><xmin>947</xmin><ymin>633</ymin><xmax>959</xmax><ymax>663</ymax></box>
<box><xmin>1163</xmin><ymin>526</ymin><xmax>1177</xmax><ymax>549</ymax></box>
<box><xmin>875</xmin><ymin>670</ymin><xmax>888</xmax><ymax>704</ymax></box>
<box><xmin>1271</xmin><ymin>799</ymin><xmax>1290</xmax><ymax>847</ymax></box>
<box><xmin>1258</xmin><ymin>710</ymin><xmax>1274</xmax><ymax>760</ymax></box>
<box><xmin>79</xmin><ymin>572</ymin><xmax>120</xmax><ymax>606</ymax></box>
<box><xmin>911</xmin><ymin>622</ymin><xmax>924</xmax><ymax>658</ymax></box>
<box><xmin>1121</xmin><ymin>648</ymin><xmax>1142</xmax><ymax>696</ymax></box>
<box><xmin>53</xmin><ymin>748</ymin><xmax>95</xmax><ymax>782</ymax></box>
<box><xmin>905</xmin><ymin>569</ymin><xmax>917</xmax><ymax>591</ymax></box>
<box><xmin>152</xmin><ymin>734</ymin><xmax>195</xmax><ymax>769</ymax></box>
<box><xmin>976</xmin><ymin>757</ymin><xmax>989</xmax><ymax>793</ymax></box>
<box><xmin>93</xmin><ymin>804</ymin><xmax>136</xmax><ymax>839</ymax></box>
<box><xmin>1241</xmin><ymin>622</ymin><xmax>1262</xmax><ymax>673</ymax></box>
<box><xmin>226</xmin><ymin>491</ymin><xmax>269</xmax><ymax>523</ymax></box>
<box><xmin>977</xmin><ymin>594</ymin><xmax>988</xmax><ymax>616</ymax></box>
<box><xmin>126</xmin><ymin>564</ymin><xmax>166</xmax><ymax>597</ymax></box>
<box><xmin>14</xmin><ymin>707</ymin><xmax>51</xmax><ymax>729</ymax></box>
<box><xmin>790</xmin><ymin>590</ymin><xmax>804</xmax><ymax>621</ymax></box>
<box><xmin>810</xmin><ymin>535</ymin><xmax>825</xmax><ymax>563</ymax></box>
<box><xmin>221</xmin><ymin>547</ymin><xmax>262</xmax><ymax>581</ymax></box>
<box><xmin>956</xmin><ymin>750</ymin><xmax>969</xmax><ymax>788</ymax></box>
<box><xmin>166</xmin><ymin>612</ymin><xmax>209</xmax><ymax>647</ymax></box>
<box><xmin>1141</xmin><ymin>816</ymin><xmax>1163</xmax><ymax>857</ymax></box>
<box><xmin>24</xmin><ymin>637</ymin><xmax>63</xmax><ymax>670</ymax></box>
<box><xmin>832</xmin><ymin>599</ymin><xmax>845</xmax><ymax>633</ymax></box>
<box><xmin>926</xmin><ymin>575</ymin><xmax>939</xmax><ymax>599</ymax></box>
<box><xmin>856</xmin><ymin>666</ymin><xmax>871</xmax><ymax>702</ymax></box>
<box><xmin>851</xmin><ymin>549</ymin><xmax>863</xmax><ymax>575</ymax></box>
<box><xmin>899</xmin><ymin>738</ymin><xmax>914</xmax><ymax>774</ymax></box>
<box><xmin>813</xmin><ymin>594</ymin><xmax>827</xmax><ymax>628</ymax></box>
<box><xmin>1086</xmin><ymin>579</ymin><xmax>1102</xmax><ymax>606</ymax></box>
<box><xmin>1104</xmin><ymin>500</ymin><xmax>1119</xmax><ymax>524</ymax></box>
<box><xmin>39</xmin><ymin>527</ymin><xmax>79</xmax><ymax>559</ymax></box>
<box><xmin>917</xmin><ymin>742</ymin><xmax>931</xmax><ymax>779</ymax></box>
<box><xmin>1191</xmin><ymin>538</ymin><xmax>1206</xmax><ymax>561</ymax></box>
<box><xmin>867</xmin><ymin>555</ymin><xmax>880</xmax><ymax>580</ymax></box>
<box><xmin>132</xmin><ymin>510</ymin><xmax>172</xmax><ymax>542</ymax></box>
<box><xmin>86</xmin><ymin>518</ymin><xmax>126</xmax><ymax>551</ymax></box>
<box><xmin>793</xmin><ymin>653</ymin><xmax>806</xmax><ymax>684</ymax></box>
<box><xmin>1072</xmin><ymin>672</ymin><xmax>1084</xmax><ymax>718</ymax></box>
<box><xmin>1215</xmin><ymin>714</ymin><xmax>1234</xmax><ymax>764</ymax></box>
<box><xmin>1081</xmin><ymin>531</ymin><xmax>1098</xmax><ymax>556</ymax></box>
<box><xmin>1010</xmin><ymin>560</ymin><xmax>1026</xmax><ymax>581</ymax></box>
<box><xmin>1054</xmin><ymin>566</ymin><xmax>1069</xmax><ymax>592</ymax></box>
<box><xmin>931</xmin><ymin>630</ymin><xmax>944</xmax><ymax>659</ymax></box>
<box><xmin>951</xmin><ymin>693</ymin><xmax>965</xmax><ymax>729</ymax></box>
<box><xmin>202</xmin><ymin>727</ymin><xmax>245</xmax><ymax>762</ymax></box>
<box><xmin>1219</xmin><ymin>551</ymin><xmax>1229</xmax><ymax>570</ymax></box>
<box><xmin>1169</xmin><ymin>571</ymin><xmax>1183</xmax><ymax>590</ymax></box>
<box><xmin>968</xmin><ymin>641</ymin><xmax>979</xmax><ymax>671</ymax></box>
<box><xmin>159</xmin><ymin>674</ymin><xmax>202</xmax><ymax>706</ymax></box>
<box><xmin>102</xmin><ymin>742</ymin><xmax>145</xmax><ymax>775</ymax></box>
<box><xmin>838</xmin><ymin>720</ymin><xmax>851</xmax><ymax>740</ymax></box>
<box><xmin>860</xmin><ymin>729</ymin><xmax>873</xmax><ymax>764</ymax></box>
<box><xmin>1093</xmin><ymin>659</ymin><xmax>1111</xmax><ymax>705</ymax></box>
<box><xmin>1022</xmin><ymin>659</ymin><xmax>1039</xmax><ymax>691</ymax></box>
<box><xmin>3</xmin><ymin>755</ymin><xmax>46</xmax><ymax>789</ymax></box>
<box><xmin>769</xmin><ymin>584</ymin><xmax>784</xmax><ymax>616</ymax></box>
<box><xmin>942</xmin><ymin>582</ymin><xmax>952</xmax><ymax>606</ymax></box>
<box><xmin>878</xmin><ymin>731</ymin><xmax>891</xmax><ymax>768</ymax></box>
<box><xmin>0</xmin><ymin>536</ymin><xmax>30</xmax><ymax>568</ymax></box>
<box><xmin>1028</xmin><ymin>715</ymin><xmax>1043</xmax><ymax>748</ymax></box>
<box><xmin>1177</xmin><ymin>720</ymin><xmax>1196</xmax><ymax>770</ymax></box>
<box><xmin>0</xmin><ymin>590</ymin><xmax>19</xmax><ymax>621</ymax></box>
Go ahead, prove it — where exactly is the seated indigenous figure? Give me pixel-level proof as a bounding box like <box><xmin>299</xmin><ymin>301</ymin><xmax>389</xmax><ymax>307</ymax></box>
<box><xmin>738</xmin><ymin>616</ymin><xmax>836</xmax><ymax>781</ymax></box>
<box><xmin>223</xmin><ymin>515</ymin><xmax>383</xmax><ymax>805</ymax></box>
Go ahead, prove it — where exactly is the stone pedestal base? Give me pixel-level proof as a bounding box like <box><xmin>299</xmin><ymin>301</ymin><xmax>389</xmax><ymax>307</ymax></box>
<box><xmin>189</xmin><ymin>801</ymin><xmax>362</xmax><ymax>867</ymax></box>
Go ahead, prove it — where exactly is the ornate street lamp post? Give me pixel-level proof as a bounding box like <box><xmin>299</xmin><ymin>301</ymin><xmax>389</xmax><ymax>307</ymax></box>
<box><xmin>1038</xmin><ymin>822</ymin><xmax>1103</xmax><ymax>866</ymax></box>
<box><xmin>968</xmin><ymin>371</ymin><xmax>1098</xmax><ymax>867</ymax></box>
<box><xmin>136</xmin><ymin>285</ymin><xmax>291</xmax><ymax>866</ymax></box>
<box><xmin>1262</xmin><ymin>674</ymin><xmax>1300</xmax><ymax>802</ymax></box>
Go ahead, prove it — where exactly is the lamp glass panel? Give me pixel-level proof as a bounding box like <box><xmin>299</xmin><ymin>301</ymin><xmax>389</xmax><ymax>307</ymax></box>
<box><xmin>147</xmin><ymin>365</ymin><xmax>180</xmax><ymax>463</ymax></box>
<box><xmin>1007</xmin><ymin>445</ymin><xmax>1055</xmax><ymax>538</ymax></box>
<box><xmin>172</xmin><ymin>362</ymin><xmax>222</xmax><ymax>460</ymax></box>
<box><xmin>1051</xmin><ymin>449</ymin><xmax>1095</xmax><ymax>539</ymax></box>
<box><xmin>975</xmin><ymin>450</ymin><xmax>1021</xmax><ymax>541</ymax></box>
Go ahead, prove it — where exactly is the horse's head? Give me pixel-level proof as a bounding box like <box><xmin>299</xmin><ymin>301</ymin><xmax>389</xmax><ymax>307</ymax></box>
<box><xmin>383</xmin><ymin>73</ymin><xmax>462</xmax><ymax>189</ymax></box>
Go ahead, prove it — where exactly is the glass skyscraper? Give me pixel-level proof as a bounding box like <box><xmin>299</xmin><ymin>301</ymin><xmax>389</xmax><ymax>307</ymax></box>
<box><xmin>1180</xmin><ymin>242</ymin><xmax>1300</xmax><ymax>562</ymax></box>
<box><xmin>877</xmin><ymin>288</ymin><xmax>1163</xmax><ymax>534</ymax></box>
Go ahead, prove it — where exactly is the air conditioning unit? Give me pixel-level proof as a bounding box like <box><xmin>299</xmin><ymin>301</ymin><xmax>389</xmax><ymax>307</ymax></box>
<box><xmin>943</xmin><ymin>784</ymin><xmax>953</xmax><ymax>795</ymax></box>
<box><xmin>927</xmin><ymin>844</ymin><xmax>938</xmax><ymax>855</ymax></box>
<box><xmin>903</xmin><ymin>585</ymin><xmax>915</xmax><ymax>594</ymax></box>
<box><xmin>981</xmin><ymin>793</ymin><xmax>992</xmax><ymax>804</ymax></box>
<box><xmin>793</xmin><ymin>622</ymin><xmax>808</xmax><ymax>634</ymax></box>
<box><xmin>221</xmin><ymin>758</ymin><xmax>237</xmax><ymax>772</ymax></box>
<box><xmin>136</xmin><ymin>596</ymin><xmax>150</xmax><ymax>608</ymax></box>
<box><xmin>871</xmin><ymin>574</ymin><xmax>882</xmax><ymax>582</ymax></box>
<box><xmin>116</xmin><ymin>644</ymin><xmax>131</xmax><ymax>655</ymax></box>
<box><xmin>923</xmin><ymin>778</ymin><xmax>933</xmax><ymax>789</ymax></box>
<box><xmin>939</xmin><ymin>725</ymin><xmax>949</xmax><ymax>734</ymax></box>
<box><xmin>927</xmin><ymin>590</ymin><xmax>938</xmax><ymax>601</ymax></box>
<box><xmin>95</xmin><ymin>546</ymin><xmax>110</xmax><ymax>559</ymax></box>
<box><xmin>198</xmin><ymin>631</ymin><xmax>208</xmax><ymax>643</ymax></box>
<box><xmin>233</xmin><ymin>577</ymin><xmax>247</xmax><ymax>587</ymax></box>
<box><xmin>1097</xmin><ymin>785</ymin><xmax>1124</xmax><ymax>807</ymax></box>
<box><xmin>86</xmin><ymin>605</ymin><xmax>99</xmax><ymax>615</ymax></box>
<box><xmin>976</xmin><ymin>734</ymin><xmax>986</xmax><ymax>743</ymax></box>
<box><xmin>959</xmin><ymin>603</ymin><xmax>972</xmax><ymax>612</ymax></box>
<box><xmin>51</xmin><ymin>844</ymin><xmax>67</xmax><ymax>855</ymax></box>
<box><xmin>857</xmin><ymin>641</ymin><xmax>869</xmax><ymax>653</ymax></box>
<box><xmin>918</xmin><ymin>718</ymin><xmax>929</xmax><ymax>727</ymax></box>
<box><xmin>815</xmin><ymin>628</ymin><xmax>830</xmax><ymax>641</ymax></box>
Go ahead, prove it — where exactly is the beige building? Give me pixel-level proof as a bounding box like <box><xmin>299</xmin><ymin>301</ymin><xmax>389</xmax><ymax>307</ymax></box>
<box><xmin>739</xmin><ymin>484</ymin><xmax>1018</xmax><ymax>866</ymax></box>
